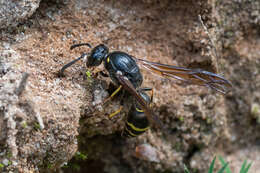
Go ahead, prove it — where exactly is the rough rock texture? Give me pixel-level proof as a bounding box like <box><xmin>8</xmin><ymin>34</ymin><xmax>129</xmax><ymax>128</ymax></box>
<box><xmin>0</xmin><ymin>0</ymin><xmax>259</xmax><ymax>172</ymax></box>
<box><xmin>190</xmin><ymin>0</ymin><xmax>260</xmax><ymax>172</ymax></box>
<box><xmin>0</xmin><ymin>1</ymin><xmax>81</xmax><ymax>171</ymax></box>
<box><xmin>0</xmin><ymin>45</ymin><xmax>80</xmax><ymax>172</ymax></box>
<box><xmin>0</xmin><ymin>0</ymin><xmax>41</xmax><ymax>29</ymax></box>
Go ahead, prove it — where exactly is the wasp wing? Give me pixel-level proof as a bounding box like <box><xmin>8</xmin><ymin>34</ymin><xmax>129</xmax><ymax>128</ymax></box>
<box><xmin>134</xmin><ymin>58</ymin><xmax>232</xmax><ymax>94</ymax></box>
<box><xmin>115</xmin><ymin>73</ymin><xmax>164</xmax><ymax>130</ymax></box>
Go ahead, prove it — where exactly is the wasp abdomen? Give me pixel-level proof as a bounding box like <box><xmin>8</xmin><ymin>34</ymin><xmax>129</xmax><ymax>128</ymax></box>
<box><xmin>123</xmin><ymin>102</ymin><xmax>150</xmax><ymax>137</ymax></box>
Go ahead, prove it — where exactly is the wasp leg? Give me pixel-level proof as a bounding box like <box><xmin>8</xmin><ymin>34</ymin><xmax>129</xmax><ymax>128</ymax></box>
<box><xmin>102</xmin><ymin>85</ymin><xmax>122</xmax><ymax>105</ymax></box>
<box><xmin>108</xmin><ymin>106</ymin><xmax>123</xmax><ymax>118</ymax></box>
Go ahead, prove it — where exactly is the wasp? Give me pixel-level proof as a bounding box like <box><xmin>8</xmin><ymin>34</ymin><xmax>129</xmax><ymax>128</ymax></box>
<box><xmin>59</xmin><ymin>43</ymin><xmax>232</xmax><ymax>133</ymax></box>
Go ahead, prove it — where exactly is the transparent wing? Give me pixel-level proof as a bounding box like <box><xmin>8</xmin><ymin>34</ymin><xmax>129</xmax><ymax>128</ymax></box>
<box><xmin>133</xmin><ymin>57</ymin><xmax>232</xmax><ymax>94</ymax></box>
<box><xmin>115</xmin><ymin>73</ymin><xmax>164</xmax><ymax>130</ymax></box>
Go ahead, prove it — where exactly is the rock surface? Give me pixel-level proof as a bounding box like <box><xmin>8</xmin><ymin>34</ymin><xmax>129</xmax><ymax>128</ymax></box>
<box><xmin>0</xmin><ymin>0</ymin><xmax>41</xmax><ymax>29</ymax></box>
<box><xmin>0</xmin><ymin>0</ymin><xmax>259</xmax><ymax>172</ymax></box>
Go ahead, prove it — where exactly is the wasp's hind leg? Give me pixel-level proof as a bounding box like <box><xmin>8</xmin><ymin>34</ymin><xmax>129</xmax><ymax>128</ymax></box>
<box><xmin>102</xmin><ymin>85</ymin><xmax>122</xmax><ymax>105</ymax></box>
<box><xmin>105</xmin><ymin>84</ymin><xmax>129</xmax><ymax>118</ymax></box>
<box><xmin>108</xmin><ymin>106</ymin><xmax>123</xmax><ymax>118</ymax></box>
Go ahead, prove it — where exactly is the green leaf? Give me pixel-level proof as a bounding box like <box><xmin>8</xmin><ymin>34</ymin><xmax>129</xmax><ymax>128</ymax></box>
<box><xmin>86</xmin><ymin>71</ymin><xmax>92</xmax><ymax>78</ymax></box>
<box><xmin>75</xmin><ymin>152</ymin><xmax>88</xmax><ymax>160</ymax></box>
<box><xmin>184</xmin><ymin>164</ymin><xmax>191</xmax><ymax>173</ymax></box>
<box><xmin>240</xmin><ymin>160</ymin><xmax>247</xmax><ymax>173</ymax></box>
<box><xmin>243</xmin><ymin>162</ymin><xmax>252</xmax><ymax>173</ymax></box>
<box><xmin>218</xmin><ymin>156</ymin><xmax>231</xmax><ymax>173</ymax></box>
<box><xmin>34</xmin><ymin>122</ymin><xmax>41</xmax><ymax>130</ymax></box>
<box><xmin>240</xmin><ymin>160</ymin><xmax>252</xmax><ymax>173</ymax></box>
<box><xmin>217</xmin><ymin>162</ymin><xmax>229</xmax><ymax>173</ymax></box>
<box><xmin>208</xmin><ymin>156</ymin><xmax>216</xmax><ymax>173</ymax></box>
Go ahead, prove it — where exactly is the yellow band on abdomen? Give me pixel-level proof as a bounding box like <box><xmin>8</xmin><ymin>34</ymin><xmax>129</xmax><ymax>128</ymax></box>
<box><xmin>126</xmin><ymin>122</ymin><xmax>149</xmax><ymax>132</ymax></box>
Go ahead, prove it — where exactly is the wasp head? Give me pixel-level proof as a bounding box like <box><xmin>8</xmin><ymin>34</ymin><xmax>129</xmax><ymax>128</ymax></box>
<box><xmin>87</xmin><ymin>44</ymin><xmax>109</xmax><ymax>67</ymax></box>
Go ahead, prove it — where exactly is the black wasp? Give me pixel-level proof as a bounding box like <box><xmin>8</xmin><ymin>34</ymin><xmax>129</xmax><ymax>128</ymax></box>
<box><xmin>60</xmin><ymin>43</ymin><xmax>232</xmax><ymax>135</ymax></box>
